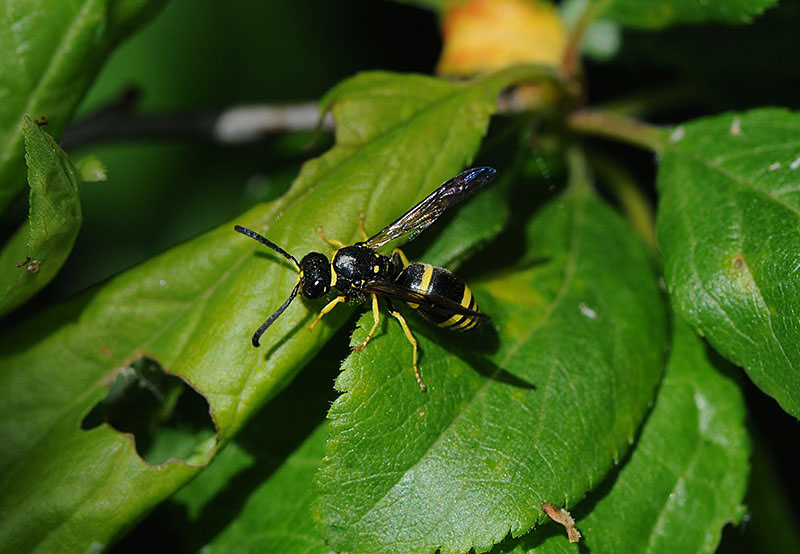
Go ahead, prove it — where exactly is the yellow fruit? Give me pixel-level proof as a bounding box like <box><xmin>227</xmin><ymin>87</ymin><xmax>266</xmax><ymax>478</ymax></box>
<box><xmin>437</xmin><ymin>0</ymin><xmax>567</xmax><ymax>77</ymax></box>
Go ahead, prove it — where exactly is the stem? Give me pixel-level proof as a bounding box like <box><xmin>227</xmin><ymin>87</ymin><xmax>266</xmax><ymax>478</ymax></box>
<box><xmin>591</xmin><ymin>154</ymin><xmax>657</xmax><ymax>250</ymax></box>
<box><xmin>565</xmin><ymin>144</ymin><xmax>592</xmax><ymax>194</ymax></box>
<box><xmin>487</xmin><ymin>63</ymin><xmax>567</xmax><ymax>108</ymax></box>
<box><xmin>561</xmin><ymin>0</ymin><xmax>608</xmax><ymax>79</ymax></box>
<box><xmin>63</xmin><ymin>65</ymin><xmax>561</xmax><ymax>150</ymax></box>
<box><xmin>61</xmin><ymin>92</ymin><xmax>333</xmax><ymax>151</ymax></box>
<box><xmin>567</xmin><ymin>109</ymin><xmax>666</xmax><ymax>151</ymax></box>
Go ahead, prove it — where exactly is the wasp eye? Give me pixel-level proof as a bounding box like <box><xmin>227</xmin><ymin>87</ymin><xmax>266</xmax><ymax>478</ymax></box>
<box><xmin>299</xmin><ymin>252</ymin><xmax>331</xmax><ymax>299</ymax></box>
<box><xmin>303</xmin><ymin>279</ymin><xmax>328</xmax><ymax>298</ymax></box>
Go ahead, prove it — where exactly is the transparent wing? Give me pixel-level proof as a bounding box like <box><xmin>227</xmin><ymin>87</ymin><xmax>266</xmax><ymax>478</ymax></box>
<box><xmin>364</xmin><ymin>167</ymin><xmax>497</xmax><ymax>249</ymax></box>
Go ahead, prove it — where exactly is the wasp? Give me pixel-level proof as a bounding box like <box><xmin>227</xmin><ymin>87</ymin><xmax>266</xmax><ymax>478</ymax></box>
<box><xmin>235</xmin><ymin>167</ymin><xmax>496</xmax><ymax>391</ymax></box>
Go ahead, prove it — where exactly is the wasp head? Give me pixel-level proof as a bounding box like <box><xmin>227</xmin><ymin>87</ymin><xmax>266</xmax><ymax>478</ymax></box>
<box><xmin>299</xmin><ymin>252</ymin><xmax>331</xmax><ymax>299</ymax></box>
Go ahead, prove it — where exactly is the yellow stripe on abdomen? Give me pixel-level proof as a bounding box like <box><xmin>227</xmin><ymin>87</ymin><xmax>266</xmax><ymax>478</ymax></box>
<box><xmin>418</xmin><ymin>263</ymin><xmax>435</xmax><ymax>294</ymax></box>
<box><xmin>460</xmin><ymin>285</ymin><xmax>473</xmax><ymax>309</ymax></box>
<box><xmin>439</xmin><ymin>285</ymin><xmax>478</xmax><ymax>330</ymax></box>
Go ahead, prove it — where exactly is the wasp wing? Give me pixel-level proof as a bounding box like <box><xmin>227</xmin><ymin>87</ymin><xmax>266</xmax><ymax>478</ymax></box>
<box><xmin>363</xmin><ymin>280</ymin><xmax>488</xmax><ymax>320</ymax></box>
<box><xmin>364</xmin><ymin>167</ymin><xmax>497</xmax><ymax>249</ymax></box>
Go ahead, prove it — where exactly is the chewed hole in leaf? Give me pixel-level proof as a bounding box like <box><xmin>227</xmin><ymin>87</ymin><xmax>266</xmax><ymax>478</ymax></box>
<box><xmin>81</xmin><ymin>357</ymin><xmax>216</xmax><ymax>466</ymax></box>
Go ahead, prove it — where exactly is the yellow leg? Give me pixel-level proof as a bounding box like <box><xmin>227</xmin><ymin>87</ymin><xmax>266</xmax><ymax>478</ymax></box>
<box><xmin>316</xmin><ymin>226</ymin><xmax>346</xmax><ymax>248</ymax></box>
<box><xmin>358</xmin><ymin>212</ymin><xmax>369</xmax><ymax>241</ymax></box>
<box><xmin>388</xmin><ymin>309</ymin><xmax>424</xmax><ymax>391</ymax></box>
<box><xmin>309</xmin><ymin>295</ymin><xmax>346</xmax><ymax>330</ymax></box>
<box><xmin>354</xmin><ymin>294</ymin><xmax>380</xmax><ymax>352</ymax></box>
<box><xmin>392</xmin><ymin>248</ymin><xmax>411</xmax><ymax>269</ymax></box>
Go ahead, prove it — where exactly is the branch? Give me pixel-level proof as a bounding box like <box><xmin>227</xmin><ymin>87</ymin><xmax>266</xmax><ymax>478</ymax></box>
<box><xmin>60</xmin><ymin>89</ymin><xmax>334</xmax><ymax>150</ymax></box>
<box><xmin>591</xmin><ymin>153</ymin><xmax>657</xmax><ymax>250</ymax></box>
<box><xmin>561</xmin><ymin>0</ymin><xmax>608</xmax><ymax>79</ymax></box>
<box><xmin>567</xmin><ymin>109</ymin><xmax>665</xmax><ymax>152</ymax></box>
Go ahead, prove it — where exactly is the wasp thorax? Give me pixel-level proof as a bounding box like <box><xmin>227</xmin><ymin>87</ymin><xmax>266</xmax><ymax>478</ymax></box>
<box><xmin>299</xmin><ymin>252</ymin><xmax>331</xmax><ymax>299</ymax></box>
<box><xmin>333</xmin><ymin>245</ymin><xmax>392</xmax><ymax>291</ymax></box>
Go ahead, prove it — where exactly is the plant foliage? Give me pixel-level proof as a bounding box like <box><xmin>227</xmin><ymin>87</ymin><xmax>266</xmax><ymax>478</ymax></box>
<box><xmin>0</xmin><ymin>0</ymin><xmax>796</xmax><ymax>553</ymax></box>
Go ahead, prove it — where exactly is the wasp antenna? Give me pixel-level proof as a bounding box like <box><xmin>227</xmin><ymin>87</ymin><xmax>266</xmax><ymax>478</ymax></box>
<box><xmin>235</xmin><ymin>225</ymin><xmax>301</xmax><ymax>271</ymax></box>
<box><xmin>252</xmin><ymin>280</ymin><xmax>302</xmax><ymax>346</ymax></box>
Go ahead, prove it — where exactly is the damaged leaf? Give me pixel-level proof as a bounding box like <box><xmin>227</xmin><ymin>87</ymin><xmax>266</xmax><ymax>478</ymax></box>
<box><xmin>0</xmin><ymin>116</ymin><xmax>83</xmax><ymax>317</ymax></box>
<box><xmin>657</xmin><ymin>108</ymin><xmax>800</xmax><ymax>418</ymax></box>
<box><xmin>0</xmin><ymin>66</ymin><xmax>544</xmax><ymax>554</ymax></box>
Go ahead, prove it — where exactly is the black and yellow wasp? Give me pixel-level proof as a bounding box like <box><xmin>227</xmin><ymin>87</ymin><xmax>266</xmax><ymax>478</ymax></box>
<box><xmin>234</xmin><ymin>167</ymin><xmax>496</xmax><ymax>391</ymax></box>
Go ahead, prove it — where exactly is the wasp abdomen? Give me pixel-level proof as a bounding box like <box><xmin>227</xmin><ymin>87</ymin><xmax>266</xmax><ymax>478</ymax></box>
<box><xmin>395</xmin><ymin>263</ymin><xmax>481</xmax><ymax>331</ymax></box>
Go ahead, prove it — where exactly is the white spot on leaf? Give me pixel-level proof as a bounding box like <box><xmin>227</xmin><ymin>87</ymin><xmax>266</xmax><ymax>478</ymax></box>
<box><xmin>790</xmin><ymin>156</ymin><xmax>800</xmax><ymax>170</ymax></box>
<box><xmin>579</xmin><ymin>303</ymin><xmax>597</xmax><ymax>319</ymax></box>
<box><xmin>669</xmin><ymin>126</ymin><xmax>685</xmax><ymax>143</ymax></box>
<box><xmin>729</xmin><ymin>116</ymin><xmax>742</xmax><ymax>136</ymax></box>
<box><xmin>769</xmin><ymin>162</ymin><xmax>781</xmax><ymax>171</ymax></box>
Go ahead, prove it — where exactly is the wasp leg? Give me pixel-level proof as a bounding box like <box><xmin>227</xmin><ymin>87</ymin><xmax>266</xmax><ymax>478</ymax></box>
<box><xmin>316</xmin><ymin>226</ymin><xmax>346</xmax><ymax>248</ymax></box>
<box><xmin>358</xmin><ymin>212</ymin><xmax>369</xmax><ymax>241</ymax></box>
<box><xmin>309</xmin><ymin>295</ymin><xmax>347</xmax><ymax>330</ymax></box>
<box><xmin>391</xmin><ymin>248</ymin><xmax>411</xmax><ymax>269</ymax></box>
<box><xmin>386</xmin><ymin>302</ymin><xmax>424</xmax><ymax>392</ymax></box>
<box><xmin>354</xmin><ymin>293</ymin><xmax>380</xmax><ymax>352</ymax></box>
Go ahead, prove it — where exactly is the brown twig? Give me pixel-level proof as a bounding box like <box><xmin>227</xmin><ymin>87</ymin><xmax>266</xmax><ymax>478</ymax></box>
<box><xmin>60</xmin><ymin>88</ymin><xmax>333</xmax><ymax>150</ymax></box>
<box><xmin>561</xmin><ymin>0</ymin><xmax>608</xmax><ymax>79</ymax></box>
<box><xmin>542</xmin><ymin>502</ymin><xmax>582</xmax><ymax>543</ymax></box>
<box><xmin>568</xmin><ymin>108</ymin><xmax>666</xmax><ymax>152</ymax></box>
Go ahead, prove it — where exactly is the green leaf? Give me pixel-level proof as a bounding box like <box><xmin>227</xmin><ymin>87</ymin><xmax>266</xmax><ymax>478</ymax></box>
<box><xmin>657</xmin><ymin>108</ymin><xmax>800</xmax><ymax>418</ymax></box>
<box><xmin>0</xmin><ymin>67</ymin><xmax>543</xmax><ymax>554</ymax></box>
<box><xmin>499</xmin><ymin>319</ymin><xmax>750</xmax><ymax>553</ymax></box>
<box><xmin>190</xmin><ymin>424</ymin><xmax>329</xmax><ymax>554</ymax></box>
<box><xmin>576</xmin><ymin>320</ymin><xmax>749</xmax><ymax>551</ymax></box>
<box><xmin>416</xmin><ymin>171</ymin><xmax>511</xmax><ymax>269</ymax></box>
<box><xmin>164</xmin><ymin>352</ymin><xmax>338</xmax><ymax>554</ymax></box>
<box><xmin>598</xmin><ymin>0</ymin><xmax>777</xmax><ymax>29</ymax></box>
<box><xmin>314</xmin><ymin>172</ymin><xmax>667</xmax><ymax>553</ymax></box>
<box><xmin>0</xmin><ymin>116</ymin><xmax>82</xmax><ymax>316</ymax></box>
<box><xmin>0</xmin><ymin>0</ymin><xmax>167</xmax><ymax>213</ymax></box>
